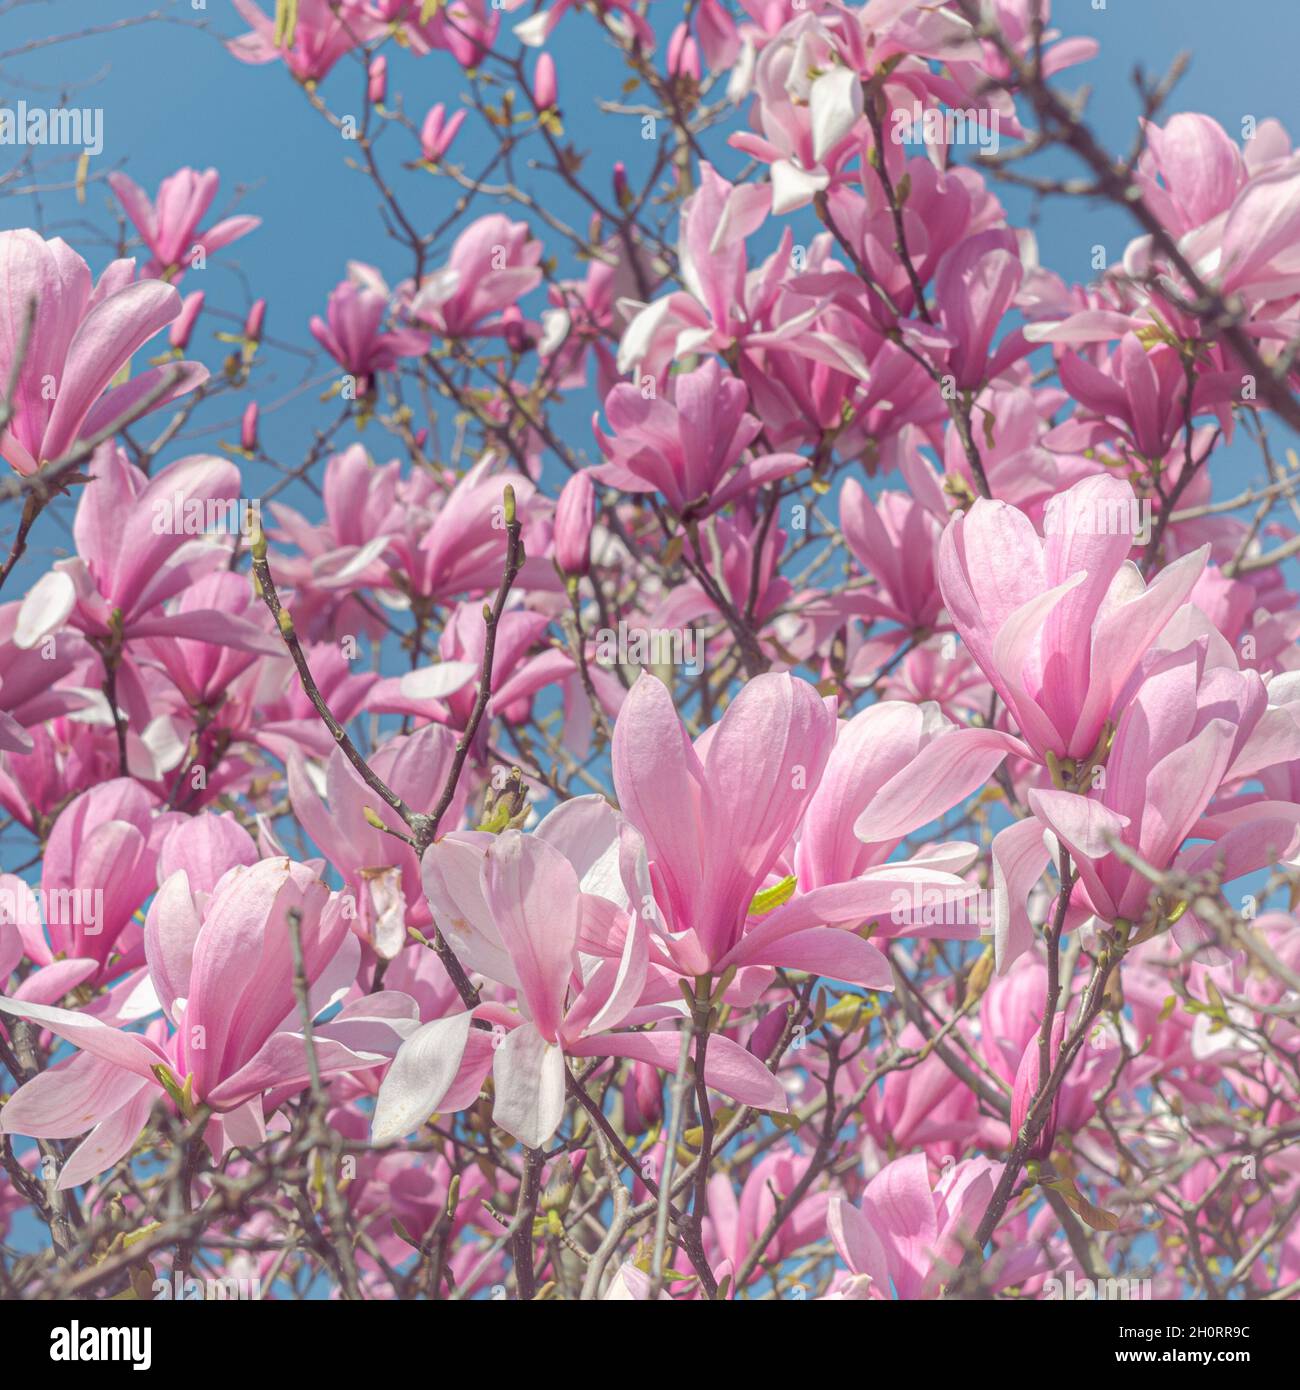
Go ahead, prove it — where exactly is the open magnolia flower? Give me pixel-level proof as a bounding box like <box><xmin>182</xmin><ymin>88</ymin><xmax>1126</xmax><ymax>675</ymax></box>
<box><xmin>0</xmin><ymin>854</ymin><xmax>413</xmax><ymax>1186</ymax></box>
<box><xmin>374</xmin><ymin>808</ymin><xmax>789</xmax><ymax>1150</ymax></box>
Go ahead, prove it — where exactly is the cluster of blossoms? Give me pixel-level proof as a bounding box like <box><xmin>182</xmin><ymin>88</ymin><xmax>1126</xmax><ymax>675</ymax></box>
<box><xmin>0</xmin><ymin>0</ymin><xmax>1299</xmax><ymax>1304</ymax></box>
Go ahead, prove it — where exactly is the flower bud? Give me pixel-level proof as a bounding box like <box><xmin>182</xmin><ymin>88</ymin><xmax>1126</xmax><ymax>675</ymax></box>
<box><xmin>170</xmin><ymin>290</ymin><xmax>205</xmax><ymax>351</ymax></box>
<box><xmin>612</xmin><ymin>160</ymin><xmax>630</xmax><ymax>210</ymax></box>
<box><xmin>368</xmin><ymin>55</ymin><xmax>387</xmax><ymax>106</ymax></box>
<box><xmin>240</xmin><ymin>400</ymin><xmax>259</xmax><ymax>453</ymax></box>
<box><xmin>1010</xmin><ymin>1011</ymin><xmax>1067</xmax><ymax>1162</ymax></box>
<box><xmin>667</xmin><ymin>24</ymin><xmax>700</xmax><ymax>80</ymax></box>
<box><xmin>501</xmin><ymin>304</ymin><xmax>532</xmax><ymax>355</ymax></box>
<box><xmin>420</xmin><ymin>103</ymin><xmax>466</xmax><ymax>164</ymax></box>
<box><xmin>622</xmin><ymin>1060</ymin><xmax>663</xmax><ymax>1135</ymax></box>
<box><xmin>244</xmin><ymin>297</ymin><xmax>267</xmax><ymax>344</ymax></box>
<box><xmin>540</xmin><ymin>1149</ymin><xmax>586</xmax><ymax>1213</ymax></box>
<box><xmin>532</xmin><ymin>53</ymin><xmax>558</xmax><ymax>112</ymax></box>
<box><xmin>554</xmin><ymin>469</ymin><xmax>595</xmax><ymax>578</ymax></box>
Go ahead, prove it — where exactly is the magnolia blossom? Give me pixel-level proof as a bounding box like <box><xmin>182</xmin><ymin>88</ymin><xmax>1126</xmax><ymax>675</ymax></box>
<box><xmin>108</xmin><ymin>167</ymin><xmax>260</xmax><ymax>280</ymax></box>
<box><xmin>0</xmin><ymin>856</ymin><xmax>410</xmax><ymax>1187</ymax></box>
<box><xmin>0</xmin><ymin>232</ymin><xmax>206</xmax><ymax>476</ymax></box>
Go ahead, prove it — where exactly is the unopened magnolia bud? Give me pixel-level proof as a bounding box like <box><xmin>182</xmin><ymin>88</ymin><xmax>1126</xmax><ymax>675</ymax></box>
<box><xmin>554</xmin><ymin>469</ymin><xmax>595</xmax><ymax>578</ymax></box>
<box><xmin>540</xmin><ymin>1149</ymin><xmax>586</xmax><ymax>1213</ymax></box>
<box><xmin>622</xmin><ymin>1060</ymin><xmax>663</xmax><ymax>1135</ymax></box>
<box><xmin>532</xmin><ymin>53</ymin><xmax>558</xmax><ymax>112</ymax></box>
<box><xmin>368</xmin><ymin>55</ymin><xmax>387</xmax><ymax>106</ymax></box>
<box><xmin>613</xmin><ymin>160</ymin><xmax>630</xmax><ymax>210</ymax></box>
<box><xmin>1010</xmin><ymin>1012</ymin><xmax>1067</xmax><ymax>1163</ymax></box>
<box><xmin>502</xmin><ymin>304</ymin><xmax>531</xmax><ymax>355</ymax></box>
<box><xmin>965</xmin><ymin>946</ymin><xmax>994</xmax><ymax>1004</ymax></box>
<box><xmin>667</xmin><ymin>23</ymin><xmax>700</xmax><ymax>79</ymax></box>
<box><xmin>244</xmin><ymin>297</ymin><xmax>267</xmax><ymax>343</ymax></box>
<box><xmin>170</xmin><ymin>290</ymin><xmax>205</xmax><ymax>351</ymax></box>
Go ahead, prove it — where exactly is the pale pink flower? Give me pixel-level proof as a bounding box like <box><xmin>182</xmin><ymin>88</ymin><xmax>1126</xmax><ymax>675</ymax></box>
<box><xmin>0</xmin><ymin>231</ymin><xmax>206</xmax><ymax>476</ymax></box>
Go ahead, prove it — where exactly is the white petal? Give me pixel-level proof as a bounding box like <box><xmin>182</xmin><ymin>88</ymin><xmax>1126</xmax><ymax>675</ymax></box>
<box><xmin>492</xmin><ymin>1024</ymin><xmax>566</xmax><ymax>1149</ymax></box>
<box><xmin>15</xmin><ymin>569</ymin><xmax>76</xmax><ymax>649</ymax></box>
<box><xmin>399</xmin><ymin>660</ymin><xmax>479</xmax><ymax>701</ymax></box>
<box><xmin>371</xmin><ymin>1011</ymin><xmax>474</xmax><ymax>1145</ymax></box>
<box><xmin>771</xmin><ymin>160</ymin><xmax>829</xmax><ymax>218</ymax></box>
<box><xmin>811</xmin><ymin>65</ymin><xmax>862</xmax><ymax>163</ymax></box>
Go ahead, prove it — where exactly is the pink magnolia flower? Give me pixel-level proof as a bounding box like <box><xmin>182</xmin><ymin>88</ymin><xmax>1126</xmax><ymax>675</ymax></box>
<box><xmin>980</xmin><ymin>957</ymin><xmax>1134</xmax><ymax>1149</ymax></box>
<box><xmin>13</xmin><ymin>448</ymin><xmax>281</xmax><ymax>690</ymax></box>
<box><xmin>694</xmin><ymin>0</ymin><xmax>739</xmax><ymax>70</ymax></box>
<box><xmin>796</xmin><ymin>699</ymin><xmax>1006</xmax><ymax>931</ymax></box>
<box><xmin>531</xmin><ymin>52</ymin><xmax>558</xmax><ymax>110</ymax></box>
<box><xmin>386</xmin><ymin>0</ymin><xmax>501</xmax><ymax>66</ymax></box>
<box><xmin>375</xmin><ymin>804</ymin><xmax>789</xmax><ymax>1149</ymax></box>
<box><xmin>704</xmin><ymin>1149</ymin><xmax>830</xmax><ymax>1285</ymax></box>
<box><xmin>940</xmin><ymin>381</ymin><xmax>1091</xmax><ymax>515</ymax></box>
<box><xmin>666</xmin><ymin>24</ymin><xmax>700</xmax><ymax>80</ymax></box>
<box><xmin>1133</xmin><ymin>114</ymin><xmax>1248</xmax><ymax>238</ymax></box>
<box><xmin>310</xmin><ymin>278</ymin><xmax>429</xmax><ymax>393</ymax></box>
<box><xmin>0</xmin><ymin>703</ymin><xmax>31</xmax><ymax>756</ymax></box>
<box><xmin>265</xmin><ymin>444</ymin><xmax>405</xmax><ymax>640</ymax></box>
<box><xmin>169</xmin><ymin>290</ymin><xmax>205</xmax><ymax>350</ymax></box>
<box><xmin>1052</xmin><ymin>335</ymin><xmax>1236</xmax><ymax>463</ymax></box>
<box><xmin>840</xmin><ymin>478</ymin><xmax>944</xmax><ymax>633</ymax></box>
<box><xmin>729</xmin><ymin>11</ymin><xmax>865</xmax><ymax>215</ymax></box>
<box><xmin>730</xmin><ymin>5</ymin><xmax>984</xmax><ymax>216</ymax></box>
<box><xmin>409</xmin><ymin>459</ymin><xmax>557</xmax><ymax>600</ymax></box>
<box><xmin>227</xmin><ymin>0</ymin><xmax>384</xmax><ymax>81</ymax></box>
<box><xmin>947</xmin><ymin>0</ymin><xmax>1097</xmax><ymax>95</ymax></box>
<box><xmin>289</xmin><ymin>724</ymin><xmax>465</xmax><ymax>959</ymax></box>
<box><xmin>273</xmin><ymin>455</ymin><xmax>556</xmax><ymax>631</ymax></box>
<box><xmin>501</xmin><ymin>0</ymin><xmax>651</xmax><ymax>52</ymax></box>
<box><xmin>0</xmin><ymin>857</ymin><xmax>409</xmax><ymax>1187</ymax></box>
<box><xmin>905</xmin><ymin>229</ymin><xmax>1029</xmax><ymax>390</ymax></box>
<box><xmin>108</xmin><ymin>167</ymin><xmax>259</xmax><ymax>281</ymax></box>
<box><xmin>333</xmin><ymin>1102</ymin><xmax>500</xmax><ymax>1277</ymax></box>
<box><xmin>1193</xmin><ymin>155</ymin><xmax>1300</xmax><ymax>303</ymax></box>
<box><xmin>812</xmin><ymin>158</ymin><xmax>1008</xmax><ymax>340</ymax></box>
<box><xmin>0</xmin><ymin>231</ymin><xmax>207</xmax><ymax>476</ymax></box>
<box><xmin>938</xmin><ymin>473</ymin><xmax>1207</xmax><ymax>767</ymax></box>
<box><xmin>12</xmin><ymin>778</ymin><xmax>176</xmax><ymax>988</ymax></box>
<box><xmin>377</xmin><ymin>599</ymin><xmax>622</xmax><ymax>756</ymax></box>
<box><xmin>612</xmin><ymin>671</ymin><xmax>972</xmax><ymax>985</ymax></box>
<box><xmin>0</xmin><ymin>603</ymin><xmax>93</xmax><ymax>752</ymax></box>
<box><xmin>410</xmin><ymin>215</ymin><xmax>543</xmax><ymax>337</ymax></box>
<box><xmin>368</xmin><ymin>54</ymin><xmax>387</xmax><ymax>105</ymax></box>
<box><xmin>221</xmin><ymin>637</ymin><xmax>378</xmax><ymax>767</ymax></box>
<box><xmin>592</xmin><ymin>357</ymin><xmax>803</xmax><ymax>518</ymax></box>
<box><xmin>616</xmin><ymin>164</ymin><xmax>770</xmax><ymax>375</ymax></box>
<box><xmin>865</xmin><ymin>633</ymin><xmax>992</xmax><ymax>723</ymax></box>
<box><xmin>418</xmin><ymin>103</ymin><xmax>467</xmax><ymax>164</ymax></box>
<box><xmin>996</xmin><ymin>637</ymin><xmax>1300</xmax><ymax>969</ymax></box>
<box><xmin>826</xmin><ymin>1154</ymin><xmax>1034</xmax><ymax>1299</ymax></box>
<box><xmin>137</xmin><ymin>570</ymin><xmax>273</xmax><ymax>713</ymax></box>
<box><xmin>374</xmin><ymin>602</ymin><xmax>545</xmax><ymax>731</ymax></box>
<box><xmin>0</xmin><ymin>715</ymin><xmax>130</xmax><ymax>834</ymax></box>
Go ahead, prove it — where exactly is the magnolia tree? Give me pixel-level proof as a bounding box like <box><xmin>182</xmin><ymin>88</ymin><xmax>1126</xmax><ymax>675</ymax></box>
<box><xmin>0</xmin><ymin>0</ymin><xmax>1299</xmax><ymax>1305</ymax></box>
